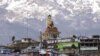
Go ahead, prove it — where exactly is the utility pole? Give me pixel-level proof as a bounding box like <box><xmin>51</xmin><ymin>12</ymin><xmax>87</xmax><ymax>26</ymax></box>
<box><xmin>40</xmin><ymin>31</ymin><xmax>42</xmax><ymax>49</ymax></box>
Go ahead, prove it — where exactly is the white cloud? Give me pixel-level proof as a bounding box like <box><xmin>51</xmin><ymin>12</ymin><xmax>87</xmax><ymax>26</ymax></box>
<box><xmin>0</xmin><ymin>0</ymin><xmax>100</xmax><ymax>44</ymax></box>
<box><xmin>93</xmin><ymin>17</ymin><xmax>97</xmax><ymax>22</ymax></box>
<box><xmin>92</xmin><ymin>0</ymin><xmax>100</xmax><ymax>13</ymax></box>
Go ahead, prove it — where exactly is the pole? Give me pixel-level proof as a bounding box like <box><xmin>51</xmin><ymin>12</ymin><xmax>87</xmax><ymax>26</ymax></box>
<box><xmin>40</xmin><ymin>32</ymin><xmax>42</xmax><ymax>49</ymax></box>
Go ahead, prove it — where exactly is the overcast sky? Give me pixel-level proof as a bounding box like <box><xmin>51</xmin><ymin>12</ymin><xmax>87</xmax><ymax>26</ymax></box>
<box><xmin>0</xmin><ymin>0</ymin><xmax>100</xmax><ymax>45</ymax></box>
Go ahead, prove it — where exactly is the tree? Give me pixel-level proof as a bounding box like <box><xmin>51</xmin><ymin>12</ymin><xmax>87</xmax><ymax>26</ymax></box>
<box><xmin>71</xmin><ymin>44</ymin><xmax>77</xmax><ymax>49</ymax></box>
<box><xmin>73</xmin><ymin>35</ymin><xmax>77</xmax><ymax>39</ymax></box>
<box><xmin>12</xmin><ymin>36</ymin><xmax>15</xmax><ymax>43</ymax></box>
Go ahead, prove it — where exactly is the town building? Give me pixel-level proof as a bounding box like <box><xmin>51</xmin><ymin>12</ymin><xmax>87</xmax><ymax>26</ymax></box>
<box><xmin>8</xmin><ymin>38</ymin><xmax>39</xmax><ymax>52</ymax></box>
<box><xmin>79</xmin><ymin>35</ymin><xmax>100</xmax><ymax>56</ymax></box>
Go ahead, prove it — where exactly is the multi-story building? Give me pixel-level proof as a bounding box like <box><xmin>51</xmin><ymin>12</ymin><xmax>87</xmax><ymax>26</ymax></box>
<box><xmin>79</xmin><ymin>35</ymin><xmax>100</xmax><ymax>56</ymax></box>
<box><xmin>8</xmin><ymin>38</ymin><xmax>39</xmax><ymax>51</ymax></box>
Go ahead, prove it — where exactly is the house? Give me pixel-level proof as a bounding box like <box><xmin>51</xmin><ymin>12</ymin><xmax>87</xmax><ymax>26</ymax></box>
<box><xmin>21</xmin><ymin>38</ymin><xmax>32</xmax><ymax>43</ymax></box>
<box><xmin>57</xmin><ymin>41</ymin><xmax>79</xmax><ymax>56</ymax></box>
<box><xmin>79</xmin><ymin>36</ymin><xmax>100</xmax><ymax>56</ymax></box>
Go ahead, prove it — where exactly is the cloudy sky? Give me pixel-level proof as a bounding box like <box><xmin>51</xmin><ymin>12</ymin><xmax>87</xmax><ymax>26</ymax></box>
<box><xmin>0</xmin><ymin>0</ymin><xmax>100</xmax><ymax>44</ymax></box>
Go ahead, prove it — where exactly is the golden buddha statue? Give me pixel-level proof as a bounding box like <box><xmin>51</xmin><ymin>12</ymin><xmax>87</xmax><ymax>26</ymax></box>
<box><xmin>46</xmin><ymin>15</ymin><xmax>54</xmax><ymax>28</ymax></box>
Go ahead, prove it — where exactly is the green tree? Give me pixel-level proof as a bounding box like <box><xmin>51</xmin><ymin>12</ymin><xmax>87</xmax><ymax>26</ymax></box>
<box><xmin>71</xmin><ymin>44</ymin><xmax>77</xmax><ymax>49</ymax></box>
<box><xmin>12</xmin><ymin>36</ymin><xmax>15</xmax><ymax>43</ymax></box>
